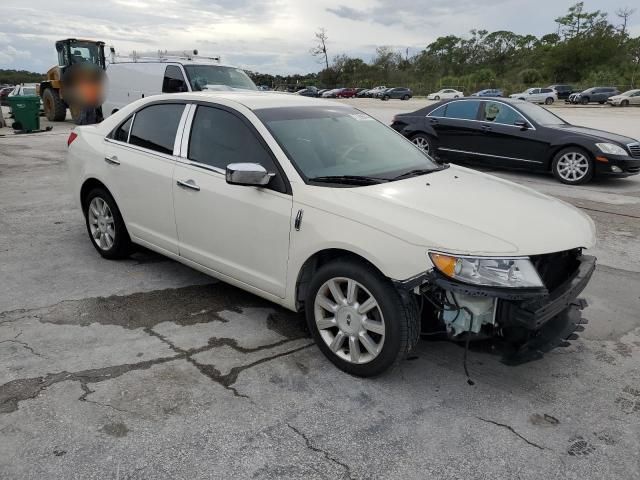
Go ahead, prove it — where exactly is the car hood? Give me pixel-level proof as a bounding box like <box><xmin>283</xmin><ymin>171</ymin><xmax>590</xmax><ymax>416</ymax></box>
<box><xmin>298</xmin><ymin>166</ymin><xmax>596</xmax><ymax>256</ymax></box>
<box><xmin>550</xmin><ymin>124</ymin><xmax>637</xmax><ymax>144</ymax></box>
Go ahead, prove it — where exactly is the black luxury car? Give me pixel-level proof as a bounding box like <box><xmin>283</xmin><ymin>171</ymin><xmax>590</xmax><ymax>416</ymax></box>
<box><xmin>391</xmin><ymin>98</ymin><xmax>640</xmax><ymax>184</ymax></box>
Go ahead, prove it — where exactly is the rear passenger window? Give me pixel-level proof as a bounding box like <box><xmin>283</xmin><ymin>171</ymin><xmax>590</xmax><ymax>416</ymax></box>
<box><xmin>443</xmin><ymin>101</ymin><xmax>480</xmax><ymax>120</ymax></box>
<box><xmin>129</xmin><ymin>104</ymin><xmax>185</xmax><ymax>155</ymax></box>
<box><xmin>113</xmin><ymin>116</ymin><xmax>132</xmax><ymax>142</ymax></box>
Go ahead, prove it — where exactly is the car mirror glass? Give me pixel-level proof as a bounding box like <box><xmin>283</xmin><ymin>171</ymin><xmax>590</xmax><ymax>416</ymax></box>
<box><xmin>226</xmin><ymin>163</ymin><xmax>275</xmax><ymax>187</ymax></box>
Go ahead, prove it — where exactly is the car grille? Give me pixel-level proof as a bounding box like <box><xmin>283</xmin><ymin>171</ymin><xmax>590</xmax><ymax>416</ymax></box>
<box><xmin>627</xmin><ymin>143</ymin><xmax>640</xmax><ymax>158</ymax></box>
<box><xmin>627</xmin><ymin>166</ymin><xmax>640</xmax><ymax>174</ymax></box>
<box><xmin>530</xmin><ymin>249</ymin><xmax>581</xmax><ymax>292</ymax></box>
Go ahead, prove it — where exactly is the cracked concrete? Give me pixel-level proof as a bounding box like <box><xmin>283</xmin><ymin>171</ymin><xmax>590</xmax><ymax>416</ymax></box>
<box><xmin>1</xmin><ymin>103</ymin><xmax>640</xmax><ymax>479</ymax></box>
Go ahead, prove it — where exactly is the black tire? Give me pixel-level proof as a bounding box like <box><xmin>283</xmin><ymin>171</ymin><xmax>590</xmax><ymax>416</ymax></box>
<box><xmin>621</xmin><ymin>100</ymin><xmax>629</xmax><ymax>107</ymax></box>
<box><xmin>305</xmin><ymin>259</ymin><xmax>420</xmax><ymax>377</ymax></box>
<box><xmin>581</xmin><ymin>97</ymin><xmax>589</xmax><ymax>105</ymax></box>
<box><xmin>551</xmin><ymin>147</ymin><xmax>594</xmax><ymax>185</ymax></box>
<box><xmin>383</xmin><ymin>95</ymin><xmax>390</xmax><ymax>101</ymax></box>
<box><xmin>545</xmin><ymin>97</ymin><xmax>554</xmax><ymax>105</ymax></box>
<box><xmin>11</xmin><ymin>121</ymin><xmax>22</xmax><ymax>131</ymax></box>
<box><xmin>598</xmin><ymin>100</ymin><xmax>605</xmax><ymax>105</ymax></box>
<box><xmin>402</xmin><ymin>95</ymin><xmax>410</xmax><ymax>100</ymax></box>
<box><xmin>434</xmin><ymin>95</ymin><xmax>440</xmax><ymax>100</ymax></box>
<box><xmin>42</xmin><ymin>88</ymin><xmax>66</xmax><ymax>122</ymax></box>
<box><xmin>410</xmin><ymin>132</ymin><xmax>435</xmax><ymax>155</ymax></box>
<box><xmin>83</xmin><ymin>187</ymin><xmax>133</xmax><ymax>259</ymax></box>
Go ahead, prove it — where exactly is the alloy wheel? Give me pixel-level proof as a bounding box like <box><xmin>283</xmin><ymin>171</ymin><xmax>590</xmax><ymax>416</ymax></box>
<box><xmin>88</xmin><ymin>197</ymin><xmax>116</xmax><ymax>250</ymax></box>
<box><xmin>314</xmin><ymin>277</ymin><xmax>385</xmax><ymax>365</ymax></box>
<box><xmin>556</xmin><ymin>152</ymin><xmax>589</xmax><ymax>182</ymax></box>
<box><xmin>412</xmin><ymin>136</ymin><xmax>430</xmax><ymax>153</ymax></box>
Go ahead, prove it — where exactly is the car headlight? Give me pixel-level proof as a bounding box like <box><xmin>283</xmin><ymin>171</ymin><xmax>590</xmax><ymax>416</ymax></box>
<box><xmin>429</xmin><ymin>252</ymin><xmax>544</xmax><ymax>288</ymax></box>
<box><xmin>595</xmin><ymin>143</ymin><xmax>628</xmax><ymax>156</ymax></box>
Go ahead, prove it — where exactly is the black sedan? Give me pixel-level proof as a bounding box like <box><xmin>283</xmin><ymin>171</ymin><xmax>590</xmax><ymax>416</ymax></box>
<box><xmin>391</xmin><ymin>98</ymin><xmax>640</xmax><ymax>185</ymax></box>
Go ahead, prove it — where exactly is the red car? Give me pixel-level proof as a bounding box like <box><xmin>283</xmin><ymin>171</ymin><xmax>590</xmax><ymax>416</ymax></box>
<box><xmin>337</xmin><ymin>88</ymin><xmax>358</xmax><ymax>98</ymax></box>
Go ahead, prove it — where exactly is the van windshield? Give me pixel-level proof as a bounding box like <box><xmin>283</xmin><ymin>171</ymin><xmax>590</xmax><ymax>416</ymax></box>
<box><xmin>184</xmin><ymin>65</ymin><xmax>257</xmax><ymax>91</ymax></box>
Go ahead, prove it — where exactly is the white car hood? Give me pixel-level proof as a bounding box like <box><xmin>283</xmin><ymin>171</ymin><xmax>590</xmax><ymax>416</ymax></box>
<box><xmin>299</xmin><ymin>166</ymin><xmax>596</xmax><ymax>256</ymax></box>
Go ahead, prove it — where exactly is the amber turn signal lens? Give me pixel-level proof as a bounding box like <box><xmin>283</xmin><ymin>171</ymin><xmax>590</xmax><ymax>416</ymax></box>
<box><xmin>430</xmin><ymin>253</ymin><xmax>457</xmax><ymax>277</ymax></box>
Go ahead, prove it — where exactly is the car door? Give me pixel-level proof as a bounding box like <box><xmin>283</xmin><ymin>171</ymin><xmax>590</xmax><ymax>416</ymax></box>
<box><xmin>172</xmin><ymin>103</ymin><xmax>293</xmax><ymax>298</ymax></box>
<box><xmin>103</xmin><ymin>103</ymin><xmax>186</xmax><ymax>254</ymax></box>
<box><xmin>631</xmin><ymin>91</ymin><xmax>640</xmax><ymax>105</ymax></box>
<box><xmin>470</xmin><ymin>100</ymin><xmax>548</xmax><ymax>170</ymax></box>
<box><xmin>427</xmin><ymin>99</ymin><xmax>484</xmax><ymax>164</ymax></box>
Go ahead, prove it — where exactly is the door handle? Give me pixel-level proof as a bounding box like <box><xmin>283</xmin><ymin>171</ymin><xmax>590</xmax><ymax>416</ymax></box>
<box><xmin>429</xmin><ymin>118</ymin><xmax>439</xmax><ymax>125</ymax></box>
<box><xmin>104</xmin><ymin>155</ymin><xmax>120</xmax><ymax>165</ymax></box>
<box><xmin>480</xmin><ymin>125</ymin><xmax>492</xmax><ymax>132</ymax></box>
<box><xmin>176</xmin><ymin>179</ymin><xmax>200</xmax><ymax>191</ymax></box>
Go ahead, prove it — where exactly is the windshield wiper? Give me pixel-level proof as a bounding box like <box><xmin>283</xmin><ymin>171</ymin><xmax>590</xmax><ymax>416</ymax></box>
<box><xmin>391</xmin><ymin>166</ymin><xmax>447</xmax><ymax>181</ymax></box>
<box><xmin>309</xmin><ymin>175</ymin><xmax>388</xmax><ymax>185</ymax></box>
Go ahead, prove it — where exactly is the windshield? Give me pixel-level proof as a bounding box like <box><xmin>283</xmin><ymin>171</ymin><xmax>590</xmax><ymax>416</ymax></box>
<box><xmin>64</xmin><ymin>42</ymin><xmax>103</xmax><ymax>66</ymax></box>
<box><xmin>517</xmin><ymin>102</ymin><xmax>566</xmax><ymax>126</ymax></box>
<box><xmin>256</xmin><ymin>106</ymin><xmax>441</xmax><ymax>183</ymax></box>
<box><xmin>184</xmin><ymin>65</ymin><xmax>257</xmax><ymax>91</ymax></box>
<box><xmin>621</xmin><ymin>90</ymin><xmax>640</xmax><ymax>96</ymax></box>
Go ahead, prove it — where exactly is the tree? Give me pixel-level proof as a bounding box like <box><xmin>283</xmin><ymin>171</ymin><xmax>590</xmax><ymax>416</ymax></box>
<box><xmin>616</xmin><ymin>7</ymin><xmax>636</xmax><ymax>37</ymax></box>
<box><xmin>310</xmin><ymin>28</ymin><xmax>330</xmax><ymax>71</ymax></box>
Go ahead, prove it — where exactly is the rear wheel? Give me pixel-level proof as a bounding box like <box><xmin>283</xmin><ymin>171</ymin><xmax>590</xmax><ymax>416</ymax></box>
<box><xmin>411</xmin><ymin>133</ymin><xmax>434</xmax><ymax>155</ymax></box>
<box><xmin>552</xmin><ymin>147</ymin><xmax>594</xmax><ymax>185</ymax></box>
<box><xmin>84</xmin><ymin>188</ymin><xmax>132</xmax><ymax>259</ymax></box>
<box><xmin>305</xmin><ymin>259</ymin><xmax>420</xmax><ymax>377</ymax></box>
<box><xmin>42</xmin><ymin>88</ymin><xmax>66</xmax><ymax>121</ymax></box>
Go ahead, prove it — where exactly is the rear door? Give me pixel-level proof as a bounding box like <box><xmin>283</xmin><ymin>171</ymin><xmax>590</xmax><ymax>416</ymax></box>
<box><xmin>172</xmin><ymin>103</ymin><xmax>293</xmax><ymax>297</ymax></box>
<box><xmin>103</xmin><ymin>103</ymin><xmax>186</xmax><ymax>254</ymax></box>
<box><xmin>428</xmin><ymin>99</ymin><xmax>484</xmax><ymax>164</ymax></box>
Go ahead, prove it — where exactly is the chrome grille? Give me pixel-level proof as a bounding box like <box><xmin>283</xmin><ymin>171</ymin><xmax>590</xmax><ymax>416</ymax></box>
<box><xmin>628</xmin><ymin>143</ymin><xmax>640</xmax><ymax>158</ymax></box>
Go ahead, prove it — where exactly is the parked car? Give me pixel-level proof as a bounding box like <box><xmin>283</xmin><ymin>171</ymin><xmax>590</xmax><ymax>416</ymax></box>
<box><xmin>67</xmin><ymin>91</ymin><xmax>597</xmax><ymax>375</ymax></box>
<box><xmin>102</xmin><ymin>58</ymin><xmax>258</xmax><ymax>118</ymax></box>
<box><xmin>607</xmin><ymin>89</ymin><xmax>640</xmax><ymax>107</ymax></box>
<box><xmin>391</xmin><ymin>97</ymin><xmax>640</xmax><ymax>185</ymax></box>
<box><xmin>0</xmin><ymin>86</ymin><xmax>14</xmax><ymax>106</ymax></box>
<box><xmin>321</xmin><ymin>89</ymin><xmax>342</xmax><ymax>98</ymax></box>
<box><xmin>317</xmin><ymin>89</ymin><xmax>330</xmax><ymax>96</ymax></box>
<box><xmin>356</xmin><ymin>89</ymin><xmax>370</xmax><ymax>98</ymax></box>
<box><xmin>471</xmin><ymin>89</ymin><xmax>503</xmax><ymax>97</ymax></box>
<box><xmin>509</xmin><ymin>87</ymin><xmax>557</xmax><ymax>105</ymax></box>
<box><xmin>296</xmin><ymin>87</ymin><xmax>319</xmax><ymax>97</ymax></box>
<box><xmin>365</xmin><ymin>86</ymin><xmax>388</xmax><ymax>98</ymax></box>
<box><xmin>568</xmin><ymin>87</ymin><xmax>619</xmax><ymax>105</ymax></box>
<box><xmin>548</xmin><ymin>84</ymin><xmax>575</xmax><ymax>100</ymax></box>
<box><xmin>427</xmin><ymin>89</ymin><xmax>463</xmax><ymax>100</ymax></box>
<box><xmin>380</xmin><ymin>87</ymin><xmax>412</xmax><ymax>101</ymax></box>
<box><xmin>337</xmin><ymin>88</ymin><xmax>358</xmax><ymax>98</ymax></box>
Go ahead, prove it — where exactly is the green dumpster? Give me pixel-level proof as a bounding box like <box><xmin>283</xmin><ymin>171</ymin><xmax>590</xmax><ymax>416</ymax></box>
<box><xmin>8</xmin><ymin>95</ymin><xmax>41</xmax><ymax>132</ymax></box>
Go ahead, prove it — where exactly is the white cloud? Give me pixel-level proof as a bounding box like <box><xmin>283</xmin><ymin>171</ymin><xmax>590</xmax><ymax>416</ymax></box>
<box><xmin>0</xmin><ymin>45</ymin><xmax>32</xmax><ymax>66</ymax></box>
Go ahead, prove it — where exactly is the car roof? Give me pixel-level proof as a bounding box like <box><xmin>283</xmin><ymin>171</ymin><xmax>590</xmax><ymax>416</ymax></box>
<box><xmin>146</xmin><ymin>91</ymin><xmax>349</xmax><ymax>110</ymax></box>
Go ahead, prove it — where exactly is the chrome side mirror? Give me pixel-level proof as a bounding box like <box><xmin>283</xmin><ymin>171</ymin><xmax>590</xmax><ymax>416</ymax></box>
<box><xmin>514</xmin><ymin>120</ymin><xmax>529</xmax><ymax>130</ymax></box>
<box><xmin>226</xmin><ymin>163</ymin><xmax>275</xmax><ymax>187</ymax></box>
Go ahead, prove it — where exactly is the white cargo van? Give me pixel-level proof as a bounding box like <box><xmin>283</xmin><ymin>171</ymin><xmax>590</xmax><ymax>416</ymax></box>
<box><xmin>102</xmin><ymin>53</ymin><xmax>258</xmax><ymax>118</ymax></box>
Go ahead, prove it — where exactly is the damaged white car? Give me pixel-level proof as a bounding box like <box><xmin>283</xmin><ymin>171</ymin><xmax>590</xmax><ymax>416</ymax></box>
<box><xmin>67</xmin><ymin>92</ymin><xmax>596</xmax><ymax>377</ymax></box>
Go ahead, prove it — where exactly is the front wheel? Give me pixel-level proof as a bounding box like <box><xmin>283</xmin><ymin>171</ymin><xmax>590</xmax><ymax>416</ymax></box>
<box><xmin>581</xmin><ymin>97</ymin><xmax>589</xmax><ymax>105</ymax></box>
<box><xmin>382</xmin><ymin>95</ymin><xmax>390</xmax><ymax>101</ymax></box>
<box><xmin>84</xmin><ymin>188</ymin><xmax>133</xmax><ymax>259</ymax></box>
<box><xmin>545</xmin><ymin>97</ymin><xmax>554</xmax><ymax>105</ymax></box>
<box><xmin>305</xmin><ymin>259</ymin><xmax>420</xmax><ymax>377</ymax></box>
<box><xmin>621</xmin><ymin>100</ymin><xmax>630</xmax><ymax>107</ymax></box>
<box><xmin>434</xmin><ymin>95</ymin><xmax>440</xmax><ymax>100</ymax></box>
<box><xmin>411</xmin><ymin>133</ymin><xmax>434</xmax><ymax>155</ymax></box>
<box><xmin>552</xmin><ymin>147</ymin><xmax>594</xmax><ymax>185</ymax></box>
<box><xmin>402</xmin><ymin>95</ymin><xmax>410</xmax><ymax>100</ymax></box>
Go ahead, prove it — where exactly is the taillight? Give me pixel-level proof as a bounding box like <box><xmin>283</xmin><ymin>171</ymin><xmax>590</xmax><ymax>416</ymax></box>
<box><xmin>67</xmin><ymin>131</ymin><xmax>78</xmax><ymax>146</ymax></box>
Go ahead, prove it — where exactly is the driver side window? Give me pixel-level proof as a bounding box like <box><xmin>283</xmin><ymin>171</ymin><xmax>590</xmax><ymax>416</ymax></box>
<box><xmin>481</xmin><ymin>102</ymin><xmax>526</xmax><ymax>126</ymax></box>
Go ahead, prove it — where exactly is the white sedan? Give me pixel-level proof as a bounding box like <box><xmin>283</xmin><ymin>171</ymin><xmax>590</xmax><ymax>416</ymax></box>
<box><xmin>427</xmin><ymin>89</ymin><xmax>463</xmax><ymax>100</ymax></box>
<box><xmin>67</xmin><ymin>91</ymin><xmax>596</xmax><ymax>376</ymax></box>
<box><xmin>607</xmin><ymin>89</ymin><xmax>640</xmax><ymax>107</ymax></box>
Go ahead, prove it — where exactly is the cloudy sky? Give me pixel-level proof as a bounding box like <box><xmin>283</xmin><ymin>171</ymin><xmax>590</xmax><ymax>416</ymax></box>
<box><xmin>1</xmin><ymin>0</ymin><xmax>638</xmax><ymax>74</ymax></box>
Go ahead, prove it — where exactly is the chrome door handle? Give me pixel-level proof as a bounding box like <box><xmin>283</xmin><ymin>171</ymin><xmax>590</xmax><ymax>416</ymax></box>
<box><xmin>480</xmin><ymin>125</ymin><xmax>492</xmax><ymax>132</ymax></box>
<box><xmin>104</xmin><ymin>155</ymin><xmax>120</xmax><ymax>165</ymax></box>
<box><xmin>176</xmin><ymin>179</ymin><xmax>200</xmax><ymax>191</ymax></box>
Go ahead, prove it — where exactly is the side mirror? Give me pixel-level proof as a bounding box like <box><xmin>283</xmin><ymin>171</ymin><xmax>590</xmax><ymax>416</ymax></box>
<box><xmin>226</xmin><ymin>163</ymin><xmax>275</xmax><ymax>187</ymax></box>
<box><xmin>514</xmin><ymin>120</ymin><xmax>529</xmax><ymax>130</ymax></box>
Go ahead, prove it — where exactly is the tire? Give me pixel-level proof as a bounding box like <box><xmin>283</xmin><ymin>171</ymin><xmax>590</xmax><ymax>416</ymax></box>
<box><xmin>598</xmin><ymin>100</ymin><xmax>605</xmax><ymax>105</ymax></box>
<box><xmin>551</xmin><ymin>147</ymin><xmax>594</xmax><ymax>185</ymax></box>
<box><xmin>454</xmin><ymin>95</ymin><xmax>459</xmax><ymax>98</ymax></box>
<box><xmin>621</xmin><ymin>100</ymin><xmax>629</xmax><ymax>107</ymax></box>
<box><xmin>42</xmin><ymin>88</ymin><xmax>66</xmax><ymax>121</ymax></box>
<box><xmin>434</xmin><ymin>96</ymin><xmax>440</xmax><ymax>101</ymax></box>
<box><xmin>581</xmin><ymin>97</ymin><xmax>589</xmax><ymax>105</ymax></box>
<box><xmin>402</xmin><ymin>95</ymin><xmax>410</xmax><ymax>100</ymax></box>
<box><xmin>305</xmin><ymin>259</ymin><xmax>420</xmax><ymax>377</ymax></box>
<box><xmin>12</xmin><ymin>121</ymin><xmax>23</xmax><ymax>131</ymax></box>
<box><xmin>383</xmin><ymin>95</ymin><xmax>390</xmax><ymax>101</ymax></box>
<box><xmin>411</xmin><ymin>133</ymin><xmax>434</xmax><ymax>155</ymax></box>
<box><xmin>545</xmin><ymin>97</ymin><xmax>554</xmax><ymax>105</ymax></box>
<box><xmin>83</xmin><ymin>187</ymin><xmax>133</xmax><ymax>259</ymax></box>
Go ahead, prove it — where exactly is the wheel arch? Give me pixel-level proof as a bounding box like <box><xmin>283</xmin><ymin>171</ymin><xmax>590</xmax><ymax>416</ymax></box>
<box><xmin>546</xmin><ymin>141</ymin><xmax>595</xmax><ymax>170</ymax></box>
<box><xmin>80</xmin><ymin>178</ymin><xmax>111</xmax><ymax>210</ymax></box>
<box><xmin>294</xmin><ymin>248</ymin><xmax>387</xmax><ymax>311</ymax></box>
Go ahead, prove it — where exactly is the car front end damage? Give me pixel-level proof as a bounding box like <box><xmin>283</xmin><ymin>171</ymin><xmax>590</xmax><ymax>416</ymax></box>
<box><xmin>398</xmin><ymin>248</ymin><xmax>596</xmax><ymax>365</ymax></box>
